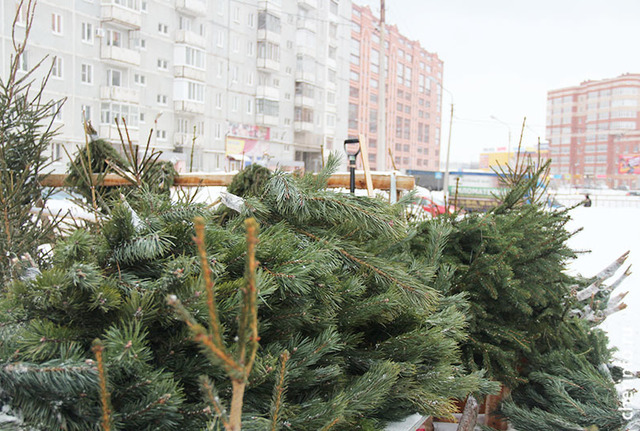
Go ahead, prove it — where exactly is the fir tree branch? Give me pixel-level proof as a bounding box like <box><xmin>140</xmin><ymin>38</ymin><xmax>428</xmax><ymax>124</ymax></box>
<box><xmin>193</xmin><ymin>217</ymin><xmax>225</xmax><ymax>350</ymax></box>
<box><xmin>269</xmin><ymin>350</ymin><xmax>290</xmax><ymax>431</ymax></box>
<box><xmin>201</xmin><ymin>376</ymin><xmax>230</xmax><ymax>429</ymax></box>
<box><xmin>91</xmin><ymin>340</ymin><xmax>112</xmax><ymax>431</ymax></box>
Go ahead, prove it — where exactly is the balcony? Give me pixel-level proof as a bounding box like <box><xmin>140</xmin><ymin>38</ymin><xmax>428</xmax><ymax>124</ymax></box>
<box><xmin>176</xmin><ymin>0</ymin><xmax>206</xmax><ymax>16</ymax></box>
<box><xmin>256</xmin><ymin>114</ymin><xmax>279</xmax><ymax>126</ymax></box>
<box><xmin>99</xmin><ymin>124</ymin><xmax>139</xmax><ymax>142</ymax></box>
<box><xmin>294</xmin><ymin>94</ymin><xmax>315</xmax><ymax>108</ymax></box>
<box><xmin>296</xmin><ymin>18</ymin><xmax>316</xmax><ymax>32</ymax></box>
<box><xmin>257</xmin><ymin>58</ymin><xmax>279</xmax><ymax>73</ymax></box>
<box><xmin>294</xmin><ymin>121</ymin><xmax>314</xmax><ymax>133</ymax></box>
<box><xmin>175</xmin><ymin>29</ymin><xmax>206</xmax><ymax>48</ymax></box>
<box><xmin>100</xmin><ymin>45</ymin><xmax>140</xmax><ymax>66</ymax></box>
<box><xmin>174</xmin><ymin>65</ymin><xmax>206</xmax><ymax>82</ymax></box>
<box><xmin>174</xmin><ymin>133</ymin><xmax>194</xmax><ymax>148</ymax></box>
<box><xmin>100</xmin><ymin>3</ymin><xmax>141</xmax><ymax>29</ymax></box>
<box><xmin>100</xmin><ymin>86</ymin><xmax>140</xmax><ymax>104</ymax></box>
<box><xmin>257</xmin><ymin>29</ymin><xmax>281</xmax><ymax>44</ymax></box>
<box><xmin>296</xmin><ymin>44</ymin><xmax>315</xmax><ymax>58</ymax></box>
<box><xmin>298</xmin><ymin>0</ymin><xmax>318</xmax><ymax>9</ymax></box>
<box><xmin>295</xmin><ymin>69</ymin><xmax>316</xmax><ymax>84</ymax></box>
<box><xmin>174</xmin><ymin>100</ymin><xmax>205</xmax><ymax>114</ymax></box>
<box><xmin>257</xmin><ymin>85</ymin><xmax>279</xmax><ymax>100</ymax></box>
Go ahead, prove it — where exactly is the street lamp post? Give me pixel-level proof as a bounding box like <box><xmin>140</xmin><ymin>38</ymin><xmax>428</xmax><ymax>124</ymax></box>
<box><xmin>490</xmin><ymin>115</ymin><xmax>512</xmax><ymax>165</ymax></box>
<box><xmin>428</xmin><ymin>76</ymin><xmax>454</xmax><ymax>200</ymax></box>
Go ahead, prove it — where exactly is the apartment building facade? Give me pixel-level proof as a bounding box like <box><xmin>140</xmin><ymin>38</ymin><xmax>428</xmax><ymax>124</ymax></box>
<box><xmin>1</xmin><ymin>0</ymin><xmax>351</xmax><ymax>173</ymax></box>
<box><xmin>348</xmin><ymin>4</ymin><xmax>444</xmax><ymax>172</ymax></box>
<box><xmin>546</xmin><ymin>74</ymin><xmax>640</xmax><ymax>188</ymax></box>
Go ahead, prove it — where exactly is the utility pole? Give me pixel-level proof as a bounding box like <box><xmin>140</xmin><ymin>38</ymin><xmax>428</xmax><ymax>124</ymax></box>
<box><xmin>376</xmin><ymin>0</ymin><xmax>387</xmax><ymax>171</ymax></box>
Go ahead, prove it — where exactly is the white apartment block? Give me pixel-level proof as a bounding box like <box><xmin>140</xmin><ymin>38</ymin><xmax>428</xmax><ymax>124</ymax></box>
<box><xmin>1</xmin><ymin>0</ymin><xmax>351</xmax><ymax>173</ymax></box>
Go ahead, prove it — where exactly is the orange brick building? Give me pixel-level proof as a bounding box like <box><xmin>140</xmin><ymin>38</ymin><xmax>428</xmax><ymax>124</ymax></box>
<box><xmin>348</xmin><ymin>4</ymin><xmax>444</xmax><ymax>171</ymax></box>
<box><xmin>547</xmin><ymin>74</ymin><xmax>640</xmax><ymax>188</ymax></box>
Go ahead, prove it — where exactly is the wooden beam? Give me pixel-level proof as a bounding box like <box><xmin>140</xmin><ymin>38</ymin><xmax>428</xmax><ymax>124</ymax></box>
<box><xmin>358</xmin><ymin>134</ymin><xmax>374</xmax><ymax>197</ymax></box>
<box><xmin>39</xmin><ymin>172</ymin><xmax>415</xmax><ymax>191</ymax></box>
<box><xmin>324</xmin><ymin>173</ymin><xmax>414</xmax><ymax>191</ymax></box>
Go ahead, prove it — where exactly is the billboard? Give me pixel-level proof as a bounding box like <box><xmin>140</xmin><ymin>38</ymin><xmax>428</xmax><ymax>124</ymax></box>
<box><xmin>618</xmin><ymin>154</ymin><xmax>640</xmax><ymax>175</ymax></box>
<box><xmin>228</xmin><ymin>123</ymin><xmax>270</xmax><ymax>140</ymax></box>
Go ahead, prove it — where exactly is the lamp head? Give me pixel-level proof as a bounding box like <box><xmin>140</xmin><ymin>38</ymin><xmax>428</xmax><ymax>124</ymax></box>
<box><xmin>343</xmin><ymin>138</ymin><xmax>361</xmax><ymax>167</ymax></box>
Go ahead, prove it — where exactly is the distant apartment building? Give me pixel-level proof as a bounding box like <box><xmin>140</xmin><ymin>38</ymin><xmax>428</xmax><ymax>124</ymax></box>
<box><xmin>1</xmin><ymin>0</ymin><xmax>351</xmax><ymax>173</ymax></box>
<box><xmin>546</xmin><ymin>74</ymin><xmax>640</xmax><ymax>188</ymax></box>
<box><xmin>348</xmin><ymin>3</ymin><xmax>444</xmax><ymax>172</ymax></box>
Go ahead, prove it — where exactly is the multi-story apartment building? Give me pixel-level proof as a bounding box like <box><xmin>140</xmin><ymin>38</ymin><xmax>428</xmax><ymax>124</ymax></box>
<box><xmin>546</xmin><ymin>74</ymin><xmax>640</xmax><ymax>188</ymax></box>
<box><xmin>1</xmin><ymin>0</ymin><xmax>350</xmax><ymax>173</ymax></box>
<box><xmin>348</xmin><ymin>4</ymin><xmax>444</xmax><ymax>172</ymax></box>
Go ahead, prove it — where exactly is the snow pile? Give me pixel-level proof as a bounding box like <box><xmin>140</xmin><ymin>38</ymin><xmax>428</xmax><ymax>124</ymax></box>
<box><xmin>567</xmin><ymin>205</ymin><xmax>640</xmax><ymax>417</ymax></box>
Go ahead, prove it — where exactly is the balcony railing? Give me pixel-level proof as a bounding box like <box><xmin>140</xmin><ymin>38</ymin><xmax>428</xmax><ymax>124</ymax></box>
<box><xmin>173</xmin><ymin>65</ymin><xmax>206</xmax><ymax>82</ymax></box>
<box><xmin>100</xmin><ymin>86</ymin><xmax>140</xmax><ymax>103</ymax></box>
<box><xmin>100</xmin><ymin>45</ymin><xmax>141</xmax><ymax>66</ymax></box>
<box><xmin>175</xmin><ymin>29</ymin><xmax>206</xmax><ymax>48</ymax></box>
<box><xmin>174</xmin><ymin>100</ymin><xmax>205</xmax><ymax>114</ymax></box>
<box><xmin>294</xmin><ymin>121</ymin><xmax>314</xmax><ymax>133</ymax></box>
<box><xmin>176</xmin><ymin>0</ymin><xmax>206</xmax><ymax>16</ymax></box>
<box><xmin>257</xmin><ymin>85</ymin><xmax>279</xmax><ymax>100</ymax></box>
<box><xmin>100</xmin><ymin>3</ymin><xmax>141</xmax><ymax>29</ymax></box>
<box><xmin>257</xmin><ymin>58</ymin><xmax>279</xmax><ymax>73</ymax></box>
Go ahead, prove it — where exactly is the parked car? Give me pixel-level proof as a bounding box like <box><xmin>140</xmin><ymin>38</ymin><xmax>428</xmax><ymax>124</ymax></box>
<box><xmin>418</xmin><ymin>196</ymin><xmax>457</xmax><ymax>216</ymax></box>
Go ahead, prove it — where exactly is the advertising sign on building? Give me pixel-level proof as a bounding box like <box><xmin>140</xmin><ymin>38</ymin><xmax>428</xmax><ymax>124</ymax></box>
<box><xmin>618</xmin><ymin>154</ymin><xmax>640</xmax><ymax>174</ymax></box>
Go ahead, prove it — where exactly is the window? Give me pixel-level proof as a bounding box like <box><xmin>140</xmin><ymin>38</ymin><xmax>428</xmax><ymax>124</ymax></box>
<box><xmin>158</xmin><ymin>23</ymin><xmax>169</xmax><ymax>34</ymax></box>
<box><xmin>179</xmin><ymin>16</ymin><xmax>192</xmax><ymax>31</ymax></box>
<box><xmin>81</xmin><ymin>22</ymin><xmax>93</xmax><ymax>43</ymax></box>
<box><xmin>233</xmin><ymin>6</ymin><xmax>240</xmax><ymax>23</ymax></box>
<box><xmin>327</xmin><ymin>91</ymin><xmax>336</xmax><ymax>105</ymax></box>
<box><xmin>231</xmin><ymin>96</ymin><xmax>239</xmax><ymax>112</ymax></box>
<box><xmin>247</xmin><ymin>41</ymin><xmax>254</xmax><ymax>56</ymax></box>
<box><xmin>328</xmin><ymin>69</ymin><xmax>337</xmax><ymax>84</ymax></box>
<box><xmin>156</xmin><ymin>130</ymin><xmax>167</xmax><ymax>140</ymax></box>
<box><xmin>246</xmin><ymin>72</ymin><xmax>254</xmax><ymax>86</ymax></box>
<box><xmin>157</xmin><ymin>94</ymin><xmax>168</xmax><ymax>105</ymax></box>
<box><xmin>187</xmin><ymin>82</ymin><xmax>204</xmax><ymax>102</ymax></box>
<box><xmin>257</xmin><ymin>41</ymin><xmax>280</xmax><ymax>61</ymax></box>
<box><xmin>51</xmin><ymin>13</ymin><xmax>62</xmax><ymax>34</ymax></box>
<box><xmin>369</xmin><ymin>109</ymin><xmax>377</xmax><ymax>133</ymax></box>
<box><xmin>18</xmin><ymin>51</ymin><xmax>28</xmax><ymax>72</ymax></box>
<box><xmin>16</xmin><ymin>3</ymin><xmax>27</xmax><ymax>26</ymax></box>
<box><xmin>330</xmin><ymin>0</ymin><xmax>338</xmax><ymax>15</ymax></box>
<box><xmin>81</xmin><ymin>105</ymin><xmax>92</xmax><ymax>122</ymax></box>
<box><xmin>134</xmin><ymin>73</ymin><xmax>146</xmax><ymax>85</ymax></box>
<box><xmin>215</xmin><ymin>93</ymin><xmax>223</xmax><ymax>109</ymax></box>
<box><xmin>404</xmin><ymin>118</ymin><xmax>411</xmax><ymax>139</ymax></box>
<box><xmin>231</xmin><ymin>66</ymin><xmax>238</xmax><ymax>83</ymax></box>
<box><xmin>214</xmin><ymin>123</ymin><xmax>222</xmax><ymax>139</ymax></box>
<box><xmin>258</xmin><ymin>11</ymin><xmax>281</xmax><ymax>33</ymax></box>
<box><xmin>396</xmin><ymin>116</ymin><xmax>402</xmax><ymax>138</ymax></box>
<box><xmin>247</xmin><ymin>13</ymin><xmax>255</xmax><ymax>27</ymax></box>
<box><xmin>328</xmin><ymin>46</ymin><xmax>337</xmax><ymax>60</ymax></box>
<box><xmin>51</xmin><ymin>100</ymin><xmax>63</xmax><ymax>122</ymax></box>
<box><xmin>106</xmin><ymin>29</ymin><xmax>121</xmax><ymax>47</ymax></box>
<box><xmin>157</xmin><ymin>58</ymin><xmax>168</xmax><ymax>70</ymax></box>
<box><xmin>216</xmin><ymin>30</ymin><xmax>224</xmax><ymax>47</ymax></box>
<box><xmin>185</xmin><ymin>47</ymin><xmax>205</xmax><ymax>69</ymax></box>
<box><xmin>51</xmin><ymin>57</ymin><xmax>63</xmax><ymax>78</ymax></box>
<box><xmin>256</xmin><ymin>99</ymin><xmax>279</xmax><ymax>116</ymax></box>
<box><xmin>106</xmin><ymin>69</ymin><xmax>121</xmax><ymax>86</ymax></box>
<box><xmin>247</xmin><ymin>99</ymin><xmax>253</xmax><ymax>114</ymax></box>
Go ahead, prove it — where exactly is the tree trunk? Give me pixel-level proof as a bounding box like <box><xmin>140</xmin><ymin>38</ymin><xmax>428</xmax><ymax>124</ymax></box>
<box><xmin>228</xmin><ymin>380</ymin><xmax>246</xmax><ymax>431</ymax></box>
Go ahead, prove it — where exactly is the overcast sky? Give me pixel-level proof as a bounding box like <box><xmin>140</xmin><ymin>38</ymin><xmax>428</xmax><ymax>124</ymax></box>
<box><xmin>356</xmin><ymin>0</ymin><xmax>640</xmax><ymax>165</ymax></box>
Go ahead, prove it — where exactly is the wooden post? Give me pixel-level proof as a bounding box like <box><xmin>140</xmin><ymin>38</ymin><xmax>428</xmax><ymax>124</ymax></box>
<box><xmin>484</xmin><ymin>385</ymin><xmax>509</xmax><ymax>430</ymax></box>
<box><xmin>358</xmin><ymin>134</ymin><xmax>374</xmax><ymax>197</ymax></box>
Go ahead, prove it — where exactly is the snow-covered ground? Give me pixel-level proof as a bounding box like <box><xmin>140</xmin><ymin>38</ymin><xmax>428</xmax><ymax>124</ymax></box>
<box><xmin>566</xmin><ymin>203</ymin><xmax>640</xmax><ymax>422</ymax></box>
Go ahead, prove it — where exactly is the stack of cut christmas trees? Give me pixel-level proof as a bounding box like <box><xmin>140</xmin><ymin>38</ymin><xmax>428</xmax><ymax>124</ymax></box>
<box><xmin>1</xmin><ymin>6</ymin><xmax>629</xmax><ymax>428</ymax></box>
